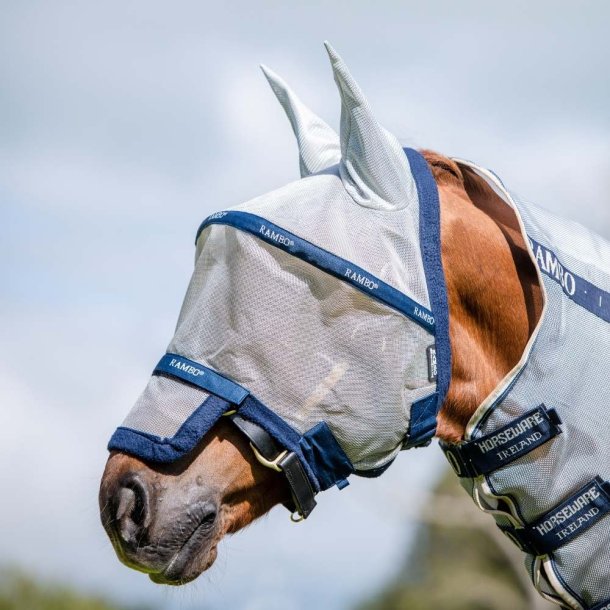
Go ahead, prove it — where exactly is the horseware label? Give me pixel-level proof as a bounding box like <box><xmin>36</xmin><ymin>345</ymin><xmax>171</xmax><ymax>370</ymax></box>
<box><xmin>443</xmin><ymin>405</ymin><xmax>562</xmax><ymax>477</ymax></box>
<box><xmin>475</xmin><ymin>409</ymin><xmax>546</xmax><ymax>456</ymax></box>
<box><xmin>471</xmin><ymin>406</ymin><xmax>561</xmax><ymax>472</ymax></box>
<box><xmin>591</xmin><ymin>598</ymin><xmax>610</xmax><ymax>610</ymax></box>
<box><xmin>512</xmin><ymin>477</ymin><xmax>610</xmax><ymax>555</ymax></box>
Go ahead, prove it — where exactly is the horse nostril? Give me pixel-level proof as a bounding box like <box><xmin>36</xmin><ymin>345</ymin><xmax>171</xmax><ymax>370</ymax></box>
<box><xmin>115</xmin><ymin>475</ymin><xmax>151</xmax><ymax>548</ymax></box>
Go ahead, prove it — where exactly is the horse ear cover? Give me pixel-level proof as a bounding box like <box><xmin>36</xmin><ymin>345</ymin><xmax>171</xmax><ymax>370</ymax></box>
<box><xmin>261</xmin><ymin>64</ymin><xmax>341</xmax><ymax>177</ymax></box>
<box><xmin>324</xmin><ymin>42</ymin><xmax>417</xmax><ymax>212</ymax></box>
<box><xmin>108</xmin><ymin>41</ymin><xmax>448</xmax><ymax>515</ymax></box>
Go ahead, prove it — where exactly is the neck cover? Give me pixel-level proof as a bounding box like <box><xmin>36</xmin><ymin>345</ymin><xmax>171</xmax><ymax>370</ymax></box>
<box><xmin>442</xmin><ymin>160</ymin><xmax>610</xmax><ymax>610</ymax></box>
<box><xmin>108</xmin><ymin>45</ymin><xmax>451</xmax><ymax>516</ymax></box>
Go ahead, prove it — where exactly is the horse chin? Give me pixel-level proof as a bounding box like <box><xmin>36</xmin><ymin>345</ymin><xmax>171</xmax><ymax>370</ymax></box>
<box><xmin>150</xmin><ymin>544</ymin><xmax>220</xmax><ymax>585</ymax></box>
<box><xmin>147</xmin><ymin>511</ymin><xmax>223</xmax><ymax>586</ymax></box>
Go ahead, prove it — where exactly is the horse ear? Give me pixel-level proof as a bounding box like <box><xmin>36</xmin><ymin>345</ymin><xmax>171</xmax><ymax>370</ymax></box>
<box><xmin>261</xmin><ymin>65</ymin><xmax>341</xmax><ymax>178</ymax></box>
<box><xmin>324</xmin><ymin>42</ymin><xmax>417</xmax><ymax>211</ymax></box>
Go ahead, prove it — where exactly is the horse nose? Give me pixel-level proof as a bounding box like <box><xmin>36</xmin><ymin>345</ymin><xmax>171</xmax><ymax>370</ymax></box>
<box><xmin>113</xmin><ymin>475</ymin><xmax>152</xmax><ymax>549</ymax></box>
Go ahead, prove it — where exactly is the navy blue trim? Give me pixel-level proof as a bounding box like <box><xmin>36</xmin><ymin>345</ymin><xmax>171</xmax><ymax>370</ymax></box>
<box><xmin>530</xmin><ymin>238</ymin><xmax>610</xmax><ymax>324</ymax></box>
<box><xmin>108</xmin><ymin>394</ymin><xmax>231</xmax><ymax>463</ymax></box>
<box><xmin>404</xmin><ymin>148</ymin><xmax>452</xmax><ymax>443</ymax></box>
<box><xmin>404</xmin><ymin>392</ymin><xmax>439</xmax><ymax>448</ymax></box>
<box><xmin>299</xmin><ymin>422</ymin><xmax>353</xmax><ymax>491</ymax></box>
<box><xmin>155</xmin><ymin>353</ymin><xmax>249</xmax><ymax>405</ymax></box>
<box><xmin>501</xmin><ymin>477</ymin><xmax>610</xmax><ymax>556</ymax></box>
<box><xmin>195</xmin><ymin>210</ymin><xmax>436</xmax><ymax>333</ymax></box>
<box><xmin>591</xmin><ymin>597</ymin><xmax>610</xmax><ymax>610</ymax></box>
<box><xmin>442</xmin><ymin>405</ymin><xmax>563</xmax><ymax>478</ymax></box>
<box><xmin>108</xmin><ymin>388</ymin><xmax>321</xmax><ymax>490</ymax></box>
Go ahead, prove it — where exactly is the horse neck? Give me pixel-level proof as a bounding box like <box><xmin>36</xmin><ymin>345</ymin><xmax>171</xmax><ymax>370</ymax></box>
<box><xmin>427</xmin><ymin>156</ymin><xmax>544</xmax><ymax>442</ymax></box>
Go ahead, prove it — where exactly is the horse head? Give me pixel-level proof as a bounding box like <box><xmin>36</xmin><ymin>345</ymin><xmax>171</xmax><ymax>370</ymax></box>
<box><xmin>99</xmin><ymin>44</ymin><xmax>541</xmax><ymax>586</ymax></box>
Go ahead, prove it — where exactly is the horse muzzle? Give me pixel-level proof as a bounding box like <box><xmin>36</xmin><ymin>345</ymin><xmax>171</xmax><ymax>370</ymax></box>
<box><xmin>99</xmin><ymin>452</ymin><xmax>221</xmax><ymax>585</ymax></box>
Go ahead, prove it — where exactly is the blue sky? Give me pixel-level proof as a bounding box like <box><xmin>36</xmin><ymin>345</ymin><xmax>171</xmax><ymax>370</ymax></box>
<box><xmin>1</xmin><ymin>2</ymin><xmax>609</xmax><ymax>609</ymax></box>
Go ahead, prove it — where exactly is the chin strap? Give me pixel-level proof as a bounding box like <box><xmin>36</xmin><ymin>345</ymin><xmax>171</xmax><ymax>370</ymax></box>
<box><xmin>228</xmin><ymin>413</ymin><xmax>317</xmax><ymax>520</ymax></box>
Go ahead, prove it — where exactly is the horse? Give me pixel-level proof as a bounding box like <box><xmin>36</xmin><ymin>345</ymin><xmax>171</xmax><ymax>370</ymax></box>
<box><xmin>99</xmin><ymin>44</ymin><xmax>609</xmax><ymax>608</ymax></box>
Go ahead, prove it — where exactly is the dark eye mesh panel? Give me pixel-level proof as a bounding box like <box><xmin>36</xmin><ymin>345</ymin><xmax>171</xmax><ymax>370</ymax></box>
<box><xmin>165</xmin><ymin>224</ymin><xmax>433</xmax><ymax>471</ymax></box>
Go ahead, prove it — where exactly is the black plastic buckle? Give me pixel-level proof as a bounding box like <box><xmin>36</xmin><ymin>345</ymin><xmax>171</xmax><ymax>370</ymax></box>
<box><xmin>441</xmin><ymin>443</ymin><xmax>478</xmax><ymax>478</ymax></box>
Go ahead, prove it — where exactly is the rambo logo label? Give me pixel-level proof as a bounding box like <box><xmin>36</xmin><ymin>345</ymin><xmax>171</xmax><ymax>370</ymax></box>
<box><xmin>259</xmin><ymin>224</ymin><xmax>295</xmax><ymax>247</ymax></box>
<box><xmin>169</xmin><ymin>358</ymin><xmax>205</xmax><ymax>377</ymax></box>
<box><xmin>344</xmin><ymin>268</ymin><xmax>379</xmax><ymax>290</ymax></box>
<box><xmin>527</xmin><ymin>236</ymin><xmax>610</xmax><ymax>324</ymax></box>
<box><xmin>529</xmin><ymin>238</ymin><xmax>577</xmax><ymax>297</ymax></box>
<box><xmin>207</xmin><ymin>211</ymin><xmax>228</xmax><ymax>221</ymax></box>
<box><xmin>155</xmin><ymin>353</ymin><xmax>250</xmax><ymax>405</ymax></box>
<box><xmin>414</xmin><ymin>307</ymin><xmax>435</xmax><ymax>326</ymax></box>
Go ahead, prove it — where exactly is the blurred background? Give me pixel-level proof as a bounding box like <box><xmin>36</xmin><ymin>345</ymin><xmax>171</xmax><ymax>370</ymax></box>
<box><xmin>1</xmin><ymin>1</ymin><xmax>609</xmax><ymax>609</ymax></box>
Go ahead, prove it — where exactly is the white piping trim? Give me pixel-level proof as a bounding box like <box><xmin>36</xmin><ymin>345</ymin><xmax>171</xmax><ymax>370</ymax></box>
<box><xmin>450</xmin><ymin>158</ymin><xmax>549</xmax><ymax>439</ymax></box>
<box><xmin>473</xmin><ymin>479</ymin><xmax>523</xmax><ymax>528</ymax></box>
<box><xmin>450</xmin><ymin>159</ymin><xmax>587</xmax><ymax>607</ymax></box>
<box><xmin>540</xmin><ymin>557</ymin><xmax>584</xmax><ymax>610</ymax></box>
<box><xmin>532</xmin><ymin>557</ymin><xmax>566</xmax><ymax>606</ymax></box>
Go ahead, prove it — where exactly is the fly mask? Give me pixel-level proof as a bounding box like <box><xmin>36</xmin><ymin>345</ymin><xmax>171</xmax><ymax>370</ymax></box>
<box><xmin>108</xmin><ymin>44</ymin><xmax>451</xmax><ymax>520</ymax></box>
<box><xmin>107</xmin><ymin>44</ymin><xmax>610</xmax><ymax>608</ymax></box>
<box><xmin>441</xmin><ymin>161</ymin><xmax>610</xmax><ymax>610</ymax></box>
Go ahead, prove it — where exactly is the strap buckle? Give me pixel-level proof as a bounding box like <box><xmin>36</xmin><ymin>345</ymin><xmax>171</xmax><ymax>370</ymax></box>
<box><xmin>250</xmin><ymin>443</ymin><xmax>288</xmax><ymax>473</ymax></box>
<box><xmin>442</xmin><ymin>443</ymin><xmax>477</xmax><ymax>478</ymax></box>
<box><xmin>228</xmin><ymin>413</ymin><xmax>318</xmax><ymax>521</ymax></box>
<box><xmin>290</xmin><ymin>511</ymin><xmax>305</xmax><ymax>523</ymax></box>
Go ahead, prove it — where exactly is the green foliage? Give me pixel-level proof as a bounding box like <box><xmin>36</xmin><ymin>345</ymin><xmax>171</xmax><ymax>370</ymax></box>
<box><xmin>356</xmin><ymin>472</ymin><xmax>532</xmax><ymax>610</ymax></box>
<box><xmin>0</xmin><ymin>569</ymin><xmax>151</xmax><ymax>610</ymax></box>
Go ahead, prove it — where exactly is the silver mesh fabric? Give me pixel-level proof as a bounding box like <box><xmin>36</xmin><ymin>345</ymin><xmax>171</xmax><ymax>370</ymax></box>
<box><xmin>165</xmin><ymin>217</ymin><xmax>433</xmax><ymax>471</ymax></box>
<box><xmin>112</xmin><ymin>45</ymin><xmax>443</xmax><ymax>479</ymax></box>
<box><xmin>115</xmin><ymin>152</ymin><xmax>436</xmax><ymax>471</ymax></box>
<box><xmin>122</xmin><ymin>375</ymin><xmax>210</xmax><ymax>439</ymax></box>
<box><xmin>459</xmin><ymin>160</ymin><xmax>610</xmax><ymax>609</ymax></box>
<box><xmin>231</xmin><ymin>171</ymin><xmax>430</xmax><ymax>310</ymax></box>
